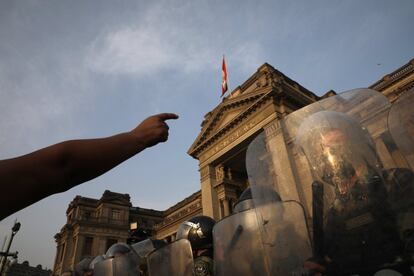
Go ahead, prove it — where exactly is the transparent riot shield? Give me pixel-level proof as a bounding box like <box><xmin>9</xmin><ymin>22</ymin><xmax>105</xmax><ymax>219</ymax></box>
<box><xmin>213</xmin><ymin>200</ymin><xmax>311</xmax><ymax>275</ymax></box>
<box><xmin>93</xmin><ymin>251</ymin><xmax>140</xmax><ymax>276</ymax></box>
<box><xmin>246</xmin><ymin>89</ymin><xmax>413</xmax><ymax>275</ymax></box>
<box><xmin>213</xmin><ymin>207</ymin><xmax>267</xmax><ymax>275</ymax></box>
<box><xmin>387</xmin><ymin>89</ymin><xmax>414</xmax><ymax>267</ymax></box>
<box><xmin>130</xmin><ymin>239</ymin><xmax>165</xmax><ymax>275</ymax></box>
<box><xmin>388</xmin><ymin>89</ymin><xmax>414</xmax><ymax>171</ymax></box>
<box><xmin>147</xmin><ymin>239</ymin><xmax>194</xmax><ymax>276</ymax></box>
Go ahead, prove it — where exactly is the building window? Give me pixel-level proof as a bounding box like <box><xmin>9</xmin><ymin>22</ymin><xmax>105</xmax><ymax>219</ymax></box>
<box><xmin>83</xmin><ymin>237</ymin><xmax>93</xmax><ymax>256</ymax></box>
<box><xmin>83</xmin><ymin>211</ymin><xmax>91</xmax><ymax>219</ymax></box>
<box><xmin>106</xmin><ymin>239</ymin><xmax>117</xmax><ymax>251</ymax></box>
<box><xmin>111</xmin><ymin>209</ymin><xmax>121</xmax><ymax>220</ymax></box>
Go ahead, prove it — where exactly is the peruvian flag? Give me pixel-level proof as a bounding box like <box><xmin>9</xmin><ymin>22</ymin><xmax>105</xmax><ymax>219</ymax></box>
<box><xmin>221</xmin><ymin>56</ymin><xmax>228</xmax><ymax>97</ymax></box>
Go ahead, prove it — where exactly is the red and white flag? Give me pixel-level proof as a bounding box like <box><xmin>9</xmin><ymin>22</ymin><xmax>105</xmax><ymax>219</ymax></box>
<box><xmin>221</xmin><ymin>56</ymin><xmax>228</xmax><ymax>97</ymax></box>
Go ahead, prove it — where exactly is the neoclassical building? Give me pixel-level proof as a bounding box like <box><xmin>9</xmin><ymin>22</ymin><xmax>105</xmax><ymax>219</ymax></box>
<box><xmin>53</xmin><ymin>58</ymin><xmax>414</xmax><ymax>275</ymax></box>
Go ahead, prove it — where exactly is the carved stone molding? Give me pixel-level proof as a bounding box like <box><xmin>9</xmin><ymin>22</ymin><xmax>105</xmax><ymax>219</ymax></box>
<box><xmin>199</xmin><ymin>109</ymin><xmax>270</xmax><ymax>163</ymax></box>
<box><xmin>215</xmin><ymin>165</ymin><xmax>225</xmax><ymax>182</ymax></box>
<box><xmin>264</xmin><ymin>120</ymin><xmax>281</xmax><ymax>140</ymax></box>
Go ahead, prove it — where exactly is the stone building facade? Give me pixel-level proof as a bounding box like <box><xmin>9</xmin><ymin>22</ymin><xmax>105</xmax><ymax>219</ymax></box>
<box><xmin>53</xmin><ymin>59</ymin><xmax>414</xmax><ymax>275</ymax></box>
<box><xmin>52</xmin><ymin>190</ymin><xmax>201</xmax><ymax>275</ymax></box>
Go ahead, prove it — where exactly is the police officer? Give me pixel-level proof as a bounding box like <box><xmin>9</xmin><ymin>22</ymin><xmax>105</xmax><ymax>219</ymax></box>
<box><xmin>297</xmin><ymin>111</ymin><xmax>412</xmax><ymax>275</ymax></box>
<box><xmin>176</xmin><ymin>216</ymin><xmax>216</xmax><ymax>276</ymax></box>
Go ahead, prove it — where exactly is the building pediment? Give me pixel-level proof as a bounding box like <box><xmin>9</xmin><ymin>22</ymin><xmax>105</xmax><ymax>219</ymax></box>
<box><xmin>189</xmin><ymin>89</ymin><xmax>268</xmax><ymax>155</ymax></box>
<box><xmin>188</xmin><ymin>63</ymin><xmax>320</xmax><ymax>159</ymax></box>
<box><xmin>188</xmin><ymin>63</ymin><xmax>285</xmax><ymax>158</ymax></box>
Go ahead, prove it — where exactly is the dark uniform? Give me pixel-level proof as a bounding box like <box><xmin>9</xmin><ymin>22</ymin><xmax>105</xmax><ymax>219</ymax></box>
<box><xmin>194</xmin><ymin>253</ymin><xmax>214</xmax><ymax>276</ymax></box>
<box><xmin>324</xmin><ymin>168</ymin><xmax>411</xmax><ymax>275</ymax></box>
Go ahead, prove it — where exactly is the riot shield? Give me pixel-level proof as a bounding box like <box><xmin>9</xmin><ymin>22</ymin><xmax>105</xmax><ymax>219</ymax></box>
<box><xmin>246</xmin><ymin>89</ymin><xmax>413</xmax><ymax>275</ymax></box>
<box><xmin>92</xmin><ymin>251</ymin><xmax>140</xmax><ymax>276</ymax></box>
<box><xmin>130</xmin><ymin>238</ymin><xmax>166</xmax><ymax>275</ymax></box>
<box><xmin>213</xmin><ymin>200</ymin><xmax>311</xmax><ymax>275</ymax></box>
<box><xmin>147</xmin><ymin>239</ymin><xmax>194</xmax><ymax>276</ymax></box>
<box><xmin>388</xmin><ymin>89</ymin><xmax>414</xmax><ymax>170</ymax></box>
<box><xmin>387</xmin><ymin>89</ymin><xmax>414</xmax><ymax>267</ymax></box>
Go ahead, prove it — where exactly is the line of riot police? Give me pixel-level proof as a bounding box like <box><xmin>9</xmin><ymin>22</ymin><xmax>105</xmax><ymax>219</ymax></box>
<box><xmin>74</xmin><ymin>88</ymin><xmax>414</xmax><ymax>276</ymax></box>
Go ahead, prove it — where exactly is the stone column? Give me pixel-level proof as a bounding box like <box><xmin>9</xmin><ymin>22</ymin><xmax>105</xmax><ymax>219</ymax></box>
<box><xmin>200</xmin><ymin>165</ymin><xmax>220</xmax><ymax>220</ymax></box>
<box><xmin>223</xmin><ymin>198</ymin><xmax>230</xmax><ymax>217</ymax></box>
<box><xmin>98</xmin><ymin>236</ymin><xmax>107</xmax><ymax>254</ymax></box>
<box><xmin>61</xmin><ymin>236</ymin><xmax>71</xmax><ymax>273</ymax></box>
<box><xmin>52</xmin><ymin>244</ymin><xmax>61</xmax><ymax>274</ymax></box>
<box><xmin>73</xmin><ymin>235</ymin><xmax>84</xmax><ymax>265</ymax></box>
<box><xmin>264</xmin><ymin>120</ymin><xmax>301</xmax><ymax>202</ymax></box>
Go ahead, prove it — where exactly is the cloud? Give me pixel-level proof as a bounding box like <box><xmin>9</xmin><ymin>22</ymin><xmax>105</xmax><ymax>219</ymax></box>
<box><xmin>85</xmin><ymin>2</ymin><xmax>265</xmax><ymax>77</ymax></box>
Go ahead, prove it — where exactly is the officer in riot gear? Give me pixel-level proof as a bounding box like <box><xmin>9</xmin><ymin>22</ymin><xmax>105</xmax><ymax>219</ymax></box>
<box><xmin>131</xmin><ymin>238</ymin><xmax>167</xmax><ymax>275</ymax></box>
<box><xmin>127</xmin><ymin>227</ymin><xmax>150</xmax><ymax>245</ymax></box>
<box><xmin>176</xmin><ymin>215</ymin><xmax>216</xmax><ymax>276</ymax></box>
<box><xmin>233</xmin><ymin>186</ymin><xmax>255</xmax><ymax>213</ymax></box>
<box><xmin>297</xmin><ymin>110</ymin><xmax>412</xmax><ymax>275</ymax></box>
<box><xmin>75</xmin><ymin>238</ymin><xmax>171</xmax><ymax>276</ymax></box>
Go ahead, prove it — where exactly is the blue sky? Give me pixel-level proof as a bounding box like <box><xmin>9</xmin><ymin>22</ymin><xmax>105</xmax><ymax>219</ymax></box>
<box><xmin>0</xmin><ymin>0</ymin><xmax>413</xmax><ymax>269</ymax></box>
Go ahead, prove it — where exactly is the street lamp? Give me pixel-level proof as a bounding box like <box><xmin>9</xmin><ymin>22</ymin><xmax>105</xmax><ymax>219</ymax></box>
<box><xmin>0</xmin><ymin>221</ymin><xmax>21</xmax><ymax>275</ymax></box>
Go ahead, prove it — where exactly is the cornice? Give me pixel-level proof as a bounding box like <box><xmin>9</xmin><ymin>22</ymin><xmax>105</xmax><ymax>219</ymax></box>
<box><xmin>370</xmin><ymin>58</ymin><xmax>414</xmax><ymax>92</ymax></box>
<box><xmin>129</xmin><ymin>207</ymin><xmax>164</xmax><ymax>217</ymax></box>
<box><xmin>161</xmin><ymin>190</ymin><xmax>201</xmax><ymax>216</ymax></box>
<box><xmin>154</xmin><ymin>204</ymin><xmax>202</xmax><ymax>231</ymax></box>
<box><xmin>74</xmin><ymin>220</ymin><xmax>129</xmax><ymax>231</ymax></box>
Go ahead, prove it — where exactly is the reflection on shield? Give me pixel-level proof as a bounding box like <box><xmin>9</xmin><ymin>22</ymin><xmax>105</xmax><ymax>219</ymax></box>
<box><xmin>213</xmin><ymin>201</ymin><xmax>312</xmax><ymax>275</ymax></box>
<box><xmin>147</xmin><ymin>239</ymin><xmax>194</xmax><ymax>276</ymax></box>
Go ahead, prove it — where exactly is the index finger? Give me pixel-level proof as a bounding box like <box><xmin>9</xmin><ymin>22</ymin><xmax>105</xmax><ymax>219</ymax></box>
<box><xmin>156</xmin><ymin>113</ymin><xmax>179</xmax><ymax>121</ymax></box>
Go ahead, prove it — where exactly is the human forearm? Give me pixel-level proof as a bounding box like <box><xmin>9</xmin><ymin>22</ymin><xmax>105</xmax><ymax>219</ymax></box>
<box><xmin>0</xmin><ymin>132</ymin><xmax>143</xmax><ymax>219</ymax></box>
<box><xmin>0</xmin><ymin>113</ymin><xmax>178</xmax><ymax>220</ymax></box>
<box><xmin>57</xmin><ymin>131</ymin><xmax>145</xmax><ymax>191</ymax></box>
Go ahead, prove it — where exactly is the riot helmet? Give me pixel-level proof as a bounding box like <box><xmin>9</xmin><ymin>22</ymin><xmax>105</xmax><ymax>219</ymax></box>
<box><xmin>233</xmin><ymin>186</ymin><xmax>281</xmax><ymax>213</ymax></box>
<box><xmin>89</xmin><ymin>255</ymin><xmax>105</xmax><ymax>270</ymax></box>
<box><xmin>105</xmin><ymin>242</ymin><xmax>131</xmax><ymax>258</ymax></box>
<box><xmin>176</xmin><ymin>216</ymin><xmax>216</xmax><ymax>250</ymax></box>
<box><xmin>73</xmin><ymin>257</ymin><xmax>93</xmax><ymax>276</ymax></box>
<box><xmin>127</xmin><ymin>227</ymin><xmax>150</xmax><ymax>244</ymax></box>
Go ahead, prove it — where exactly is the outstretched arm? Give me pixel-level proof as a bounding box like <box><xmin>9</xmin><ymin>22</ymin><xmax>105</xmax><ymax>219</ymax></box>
<box><xmin>0</xmin><ymin>113</ymin><xmax>178</xmax><ymax>220</ymax></box>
